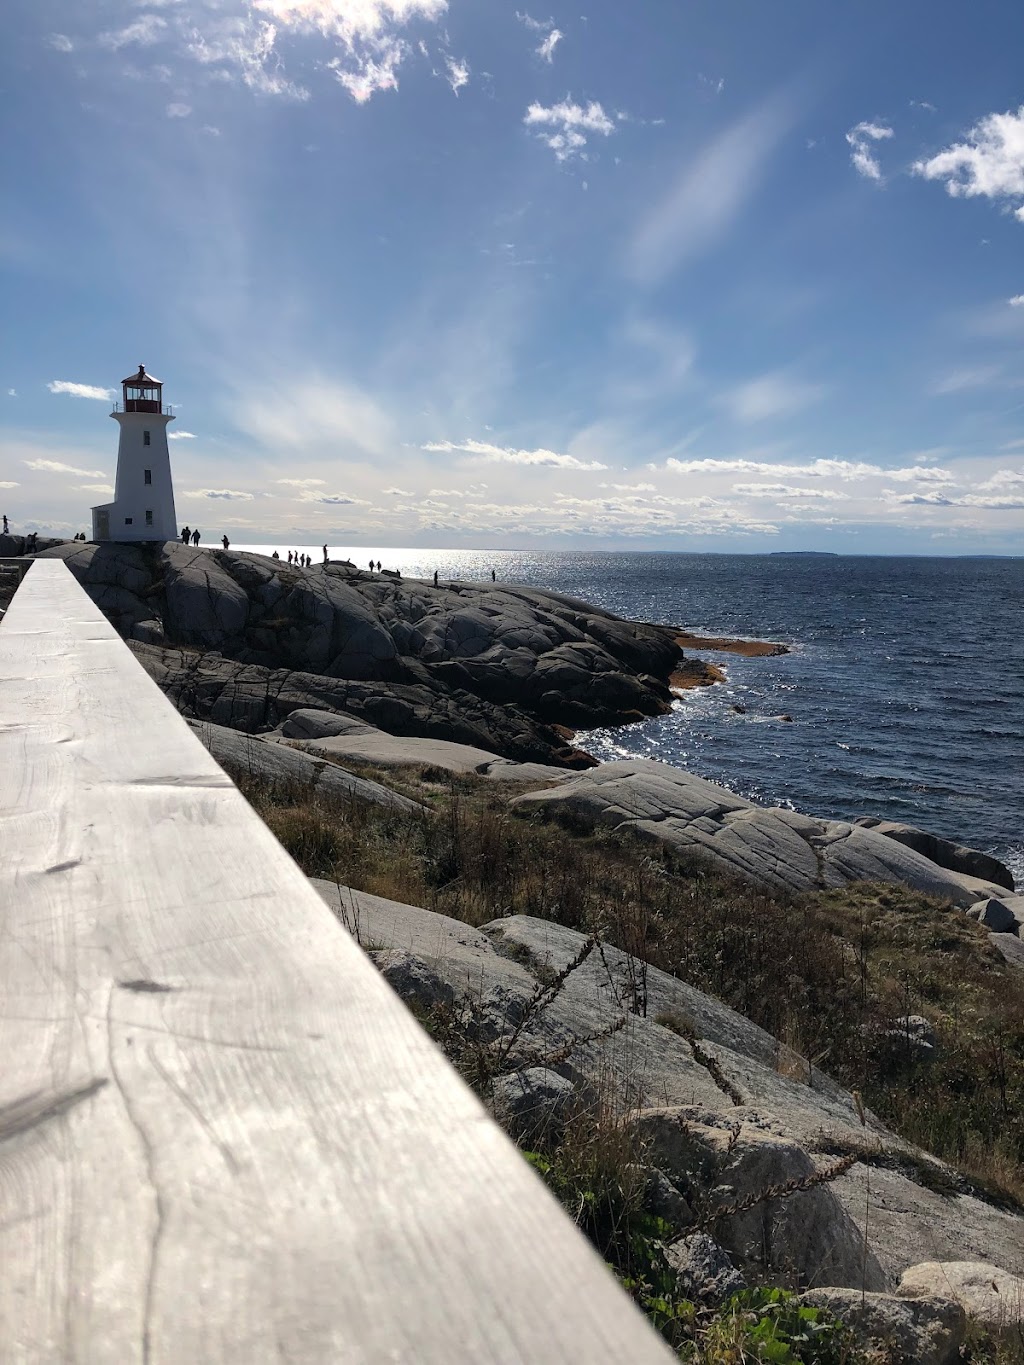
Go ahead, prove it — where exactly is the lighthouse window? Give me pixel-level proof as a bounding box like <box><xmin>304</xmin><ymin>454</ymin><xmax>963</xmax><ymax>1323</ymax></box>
<box><xmin>143</xmin><ymin>430</ymin><xmax>151</xmax><ymax>446</ymax></box>
<box><xmin>124</xmin><ymin>517</ymin><xmax>133</xmax><ymax>525</ymax></box>
<box><xmin>145</xmin><ymin>510</ymin><xmax>154</xmax><ymax>526</ymax></box>
<box><xmin>144</xmin><ymin>468</ymin><xmax>152</xmax><ymax>484</ymax></box>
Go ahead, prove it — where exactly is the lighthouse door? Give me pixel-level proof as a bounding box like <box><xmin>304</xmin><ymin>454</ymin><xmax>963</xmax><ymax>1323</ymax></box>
<box><xmin>96</xmin><ymin>510</ymin><xmax>109</xmax><ymax>540</ymax></box>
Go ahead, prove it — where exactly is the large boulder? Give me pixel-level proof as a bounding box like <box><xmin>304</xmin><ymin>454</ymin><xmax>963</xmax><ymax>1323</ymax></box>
<box><xmin>510</xmin><ymin>761</ymin><xmax>1010</xmax><ymax>908</ymax></box>
<box><xmin>898</xmin><ymin>1262</ymin><xmax>1024</xmax><ymax>1330</ymax></box>
<box><xmin>799</xmin><ymin>1288</ymin><xmax>966</xmax><ymax>1365</ymax></box>
<box><xmin>856</xmin><ymin>817</ymin><xmax>1015</xmax><ymax>892</ymax></box>
<box><xmin>627</xmin><ymin>1108</ymin><xmax>884</xmax><ymax>1290</ymax></box>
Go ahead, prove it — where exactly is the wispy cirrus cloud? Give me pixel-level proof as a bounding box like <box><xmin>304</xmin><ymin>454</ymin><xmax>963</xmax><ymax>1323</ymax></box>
<box><xmin>276</xmin><ymin>476</ymin><xmax>326</xmax><ymax>487</ymax></box>
<box><xmin>48</xmin><ymin>380</ymin><xmax>114</xmax><ymax>401</ymax></box>
<box><xmin>626</xmin><ymin>93</ymin><xmax>795</xmax><ymax>284</ymax></box>
<box><xmin>25</xmin><ymin>458</ymin><xmax>105</xmax><ymax>477</ymax></box>
<box><xmin>166</xmin><ymin>102</ymin><xmax>192</xmax><ymax>118</ymax></box>
<box><xmin>424</xmin><ymin>437</ymin><xmax>608</xmax><ymax>470</ymax></box>
<box><xmin>524</xmin><ymin>98</ymin><xmax>614</xmax><ymax>161</ymax></box>
<box><xmin>913</xmin><ymin>106</ymin><xmax>1024</xmax><ymax>220</ymax></box>
<box><xmin>846</xmin><ymin>121</ymin><xmax>894</xmax><ymax>181</ymax></box>
<box><xmin>168</xmin><ymin>430</ymin><xmax>197</xmax><ymax>439</ymax></box>
<box><xmin>48</xmin><ymin>34</ymin><xmax>74</xmax><ymax>52</ymax></box>
<box><xmin>719</xmin><ymin>370</ymin><xmax>826</xmax><ymax>423</ymax></box>
<box><xmin>99</xmin><ymin>14</ymin><xmax>168</xmax><ymax>51</ymax></box>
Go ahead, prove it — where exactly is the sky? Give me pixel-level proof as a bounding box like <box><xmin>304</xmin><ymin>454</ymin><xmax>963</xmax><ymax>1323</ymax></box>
<box><xmin>3</xmin><ymin>0</ymin><xmax>1024</xmax><ymax>554</ymax></box>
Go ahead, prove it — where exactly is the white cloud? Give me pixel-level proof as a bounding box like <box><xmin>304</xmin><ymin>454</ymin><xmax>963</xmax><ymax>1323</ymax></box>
<box><xmin>253</xmin><ymin>0</ymin><xmax>447</xmax><ymax>102</ymax></box>
<box><xmin>978</xmin><ymin>468</ymin><xmax>1024</xmax><ymax>491</ymax></box>
<box><xmin>524</xmin><ymin>98</ymin><xmax>614</xmax><ymax>161</ymax></box>
<box><xmin>76</xmin><ymin>483</ymin><xmax>115</xmax><ymax>495</ymax></box>
<box><xmin>315</xmin><ymin>492</ymin><xmax>370</xmax><ymax>504</ymax></box>
<box><xmin>48</xmin><ymin>380</ymin><xmax>114</xmax><ymax>401</ymax></box>
<box><xmin>0</xmin><ymin>481</ymin><xmax>20</xmax><ymax>489</ymax></box>
<box><xmin>720</xmin><ymin>371</ymin><xmax>825</xmax><ymax>423</ymax></box>
<box><xmin>168</xmin><ymin>430</ymin><xmax>197</xmax><ymax>439</ymax></box>
<box><xmin>913</xmin><ymin>106</ymin><xmax>1024</xmax><ymax>215</ymax></box>
<box><xmin>600</xmin><ymin>482</ymin><xmax>656</xmax><ymax>492</ymax></box>
<box><xmin>845</xmin><ymin>121</ymin><xmax>894</xmax><ymax>182</ymax></box>
<box><xmin>25</xmin><ymin>459</ymin><xmax>106</xmax><ymax>477</ymax></box>
<box><xmin>383</xmin><ymin>486</ymin><xmax>413</xmax><ymax>495</ymax></box>
<box><xmin>7</xmin><ymin>389</ymin><xmax>16</xmax><ymax>397</ymax></box>
<box><xmin>166</xmin><ymin>102</ymin><xmax>192</xmax><ymax>118</ymax></box>
<box><xmin>1009</xmin><ymin>295</ymin><xmax>1024</xmax><ymax>307</ymax></box>
<box><xmin>183</xmin><ymin>488</ymin><xmax>255</xmax><ymax>500</ymax></box>
<box><xmin>443</xmin><ymin>54</ymin><xmax>469</xmax><ymax>94</ymax></box>
<box><xmin>275</xmin><ymin>476</ymin><xmax>326</xmax><ymax>487</ymax></box>
<box><xmin>424</xmin><ymin>437</ymin><xmax>608</xmax><ymax>470</ymax></box>
<box><xmin>626</xmin><ymin>94</ymin><xmax>794</xmax><ymax>283</ymax></box>
<box><xmin>48</xmin><ymin>34</ymin><xmax>74</xmax><ymax>52</ymax></box>
<box><xmin>733</xmin><ymin>483</ymin><xmax>849</xmax><ymax>500</ymax></box>
<box><xmin>661</xmin><ymin>456</ymin><xmax>951</xmax><ymax>483</ymax></box>
<box><xmin>99</xmin><ymin>15</ymin><xmax>168</xmax><ymax>50</ymax></box>
<box><xmin>536</xmin><ymin>29</ymin><xmax>562</xmax><ymax>62</ymax></box>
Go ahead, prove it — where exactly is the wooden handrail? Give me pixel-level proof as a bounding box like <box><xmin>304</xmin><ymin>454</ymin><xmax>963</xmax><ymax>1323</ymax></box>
<box><xmin>0</xmin><ymin>559</ymin><xmax>670</xmax><ymax>1363</ymax></box>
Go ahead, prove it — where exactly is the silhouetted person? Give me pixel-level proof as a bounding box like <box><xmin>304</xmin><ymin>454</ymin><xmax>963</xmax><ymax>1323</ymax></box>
<box><xmin>272</xmin><ymin>550</ymin><xmax>280</xmax><ymax>559</ymax></box>
<box><xmin>368</xmin><ymin>559</ymin><xmax>374</xmax><ymax>572</ymax></box>
<box><xmin>288</xmin><ymin>551</ymin><xmax>293</xmax><ymax>565</ymax></box>
<box><xmin>192</xmin><ymin>529</ymin><xmax>201</xmax><ymax>546</ymax></box>
<box><xmin>377</xmin><ymin>559</ymin><xmax>382</xmax><ymax>572</ymax></box>
<box><xmin>222</xmin><ymin>535</ymin><xmax>230</xmax><ymax>550</ymax></box>
<box><xmin>323</xmin><ymin>544</ymin><xmax>328</xmax><ymax>564</ymax></box>
<box><xmin>181</xmin><ymin>526</ymin><xmax>190</xmax><ymax>544</ymax></box>
<box><xmin>433</xmin><ymin>569</ymin><xmax>438</xmax><ymax>587</ymax></box>
<box><xmin>2</xmin><ymin>514</ymin><xmax>8</xmax><ymax>534</ymax></box>
<box><xmin>491</xmin><ymin>568</ymin><xmax>496</xmax><ymax>582</ymax></box>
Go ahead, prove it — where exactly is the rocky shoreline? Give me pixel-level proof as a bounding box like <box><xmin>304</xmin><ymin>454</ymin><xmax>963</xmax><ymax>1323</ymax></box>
<box><xmin>11</xmin><ymin>537</ymin><xmax>1024</xmax><ymax>1351</ymax></box>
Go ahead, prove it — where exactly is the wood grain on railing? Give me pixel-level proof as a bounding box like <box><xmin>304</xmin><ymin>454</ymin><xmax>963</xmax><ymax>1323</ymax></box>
<box><xmin>0</xmin><ymin>558</ymin><xmax>670</xmax><ymax>1364</ymax></box>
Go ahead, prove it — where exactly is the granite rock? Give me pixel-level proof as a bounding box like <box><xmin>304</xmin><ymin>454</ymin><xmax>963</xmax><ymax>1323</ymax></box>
<box><xmin>510</xmin><ymin>760</ymin><xmax>1010</xmax><ymax>908</ymax></box>
<box><xmin>798</xmin><ymin>1287</ymin><xmax>966</xmax><ymax>1365</ymax></box>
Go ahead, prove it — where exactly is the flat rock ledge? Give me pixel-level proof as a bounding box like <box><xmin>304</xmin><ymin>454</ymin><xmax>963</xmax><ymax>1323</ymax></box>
<box><xmin>509</xmin><ymin>759</ymin><xmax>1013</xmax><ymax>909</ymax></box>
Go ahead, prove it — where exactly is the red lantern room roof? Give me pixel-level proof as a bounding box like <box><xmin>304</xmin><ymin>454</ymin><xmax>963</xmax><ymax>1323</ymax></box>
<box><xmin>121</xmin><ymin>364</ymin><xmax>162</xmax><ymax>387</ymax></box>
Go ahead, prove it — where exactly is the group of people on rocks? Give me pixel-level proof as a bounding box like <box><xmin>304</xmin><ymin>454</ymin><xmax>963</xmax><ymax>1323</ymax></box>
<box><xmin>180</xmin><ymin>526</ymin><xmax>201</xmax><ymax>546</ymax></box>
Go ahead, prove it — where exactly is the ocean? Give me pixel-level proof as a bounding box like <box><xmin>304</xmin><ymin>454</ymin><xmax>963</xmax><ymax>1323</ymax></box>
<box><xmin>232</xmin><ymin>545</ymin><xmax>1023</xmax><ymax>887</ymax></box>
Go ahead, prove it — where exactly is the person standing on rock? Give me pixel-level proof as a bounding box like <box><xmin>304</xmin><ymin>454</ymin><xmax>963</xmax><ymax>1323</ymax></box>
<box><xmin>433</xmin><ymin>569</ymin><xmax>438</xmax><ymax>587</ymax></box>
<box><xmin>272</xmin><ymin>550</ymin><xmax>280</xmax><ymax>559</ymax></box>
<box><xmin>181</xmin><ymin>526</ymin><xmax>190</xmax><ymax>544</ymax></box>
<box><xmin>323</xmin><ymin>544</ymin><xmax>328</xmax><ymax>565</ymax></box>
<box><xmin>222</xmin><ymin>535</ymin><xmax>230</xmax><ymax>550</ymax></box>
<box><xmin>2</xmin><ymin>514</ymin><xmax>7</xmax><ymax>534</ymax></box>
<box><xmin>192</xmin><ymin>528</ymin><xmax>201</xmax><ymax>547</ymax></box>
<box><xmin>491</xmin><ymin>568</ymin><xmax>496</xmax><ymax>582</ymax></box>
<box><xmin>287</xmin><ymin>551</ymin><xmax>293</xmax><ymax>565</ymax></box>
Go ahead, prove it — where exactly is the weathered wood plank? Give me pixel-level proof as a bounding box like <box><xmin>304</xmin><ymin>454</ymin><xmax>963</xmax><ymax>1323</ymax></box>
<box><xmin>0</xmin><ymin>559</ymin><xmax>670</xmax><ymax>1363</ymax></box>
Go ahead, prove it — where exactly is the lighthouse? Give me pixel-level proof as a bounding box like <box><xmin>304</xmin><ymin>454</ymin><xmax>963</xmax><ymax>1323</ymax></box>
<box><xmin>91</xmin><ymin>365</ymin><xmax>178</xmax><ymax>542</ymax></box>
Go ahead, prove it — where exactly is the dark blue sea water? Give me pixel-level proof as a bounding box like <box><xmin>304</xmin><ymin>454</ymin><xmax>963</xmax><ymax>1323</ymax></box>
<box><xmin>236</xmin><ymin>546</ymin><xmax>1023</xmax><ymax>885</ymax></box>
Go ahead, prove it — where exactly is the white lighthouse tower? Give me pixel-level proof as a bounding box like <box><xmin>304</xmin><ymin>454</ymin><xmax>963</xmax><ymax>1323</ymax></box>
<box><xmin>91</xmin><ymin>365</ymin><xmax>178</xmax><ymax>542</ymax></box>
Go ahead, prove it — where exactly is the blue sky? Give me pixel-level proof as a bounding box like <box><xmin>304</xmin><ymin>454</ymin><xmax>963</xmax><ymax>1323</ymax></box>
<box><xmin>3</xmin><ymin>0</ymin><xmax>1024</xmax><ymax>553</ymax></box>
